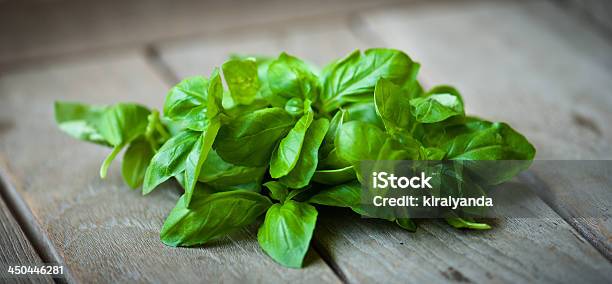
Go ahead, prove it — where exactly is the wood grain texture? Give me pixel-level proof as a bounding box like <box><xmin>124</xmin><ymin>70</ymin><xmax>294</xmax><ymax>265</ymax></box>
<box><xmin>156</xmin><ymin>14</ymin><xmax>612</xmax><ymax>283</ymax></box>
<box><xmin>0</xmin><ymin>51</ymin><xmax>340</xmax><ymax>283</ymax></box>
<box><xmin>316</xmin><ymin>184</ymin><xmax>612</xmax><ymax>283</ymax></box>
<box><xmin>361</xmin><ymin>0</ymin><xmax>612</xmax><ymax>261</ymax></box>
<box><xmin>0</xmin><ymin>0</ymin><xmax>398</xmax><ymax>71</ymax></box>
<box><xmin>0</xmin><ymin>194</ymin><xmax>53</xmax><ymax>284</ymax></box>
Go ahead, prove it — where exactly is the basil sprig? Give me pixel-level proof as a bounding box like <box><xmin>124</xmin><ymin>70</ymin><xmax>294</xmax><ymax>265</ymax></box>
<box><xmin>55</xmin><ymin>48</ymin><xmax>535</xmax><ymax>268</ymax></box>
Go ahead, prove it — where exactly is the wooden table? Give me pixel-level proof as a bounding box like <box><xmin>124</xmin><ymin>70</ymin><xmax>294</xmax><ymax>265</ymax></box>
<box><xmin>0</xmin><ymin>0</ymin><xmax>610</xmax><ymax>283</ymax></box>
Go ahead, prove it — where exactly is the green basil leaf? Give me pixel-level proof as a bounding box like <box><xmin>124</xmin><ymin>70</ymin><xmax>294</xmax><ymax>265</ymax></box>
<box><xmin>374</xmin><ymin>78</ymin><xmax>413</xmax><ymax>132</ymax></box>
<box><xmin>163</xmin><ymin>76</ymin><xmax>209</xmax><ymax>131</ymax></box>
<box><xmin>93</xmin><ymin>103</ymin><xmax>151</xmax><ymax>178</ymax></box>
<box><xmin>445</xmin><ymin>215</ymin><xmax>491</xmax><ymax>230</ymax></box>
<box><xmin>410</xmin><ymin>86</ymin><xmax>464</xmax><ymax>123</ymax></box>
<box><xmin>345</xmin><ymin>102</ymin><xmax>385</xmax><ymax>129</ymax></box>
<box><xmin>143</xmin><ymin>130</ymin><xmax>200</xmax><ymax>194</ymax></box>
<box><xmin>121</xmin><ymin>138</ymin><xmax>154</xmax><ymax>188</ymax></box>
<box><xmin>198</xmin><ymin>150</ymin><xmax>266</xmax><ymax>189</ymax></box>
<box><xmin>183</xmin><ymin>120</ymin><xmax>221</xmax><ymax>205</ymax></box>
<box><xmin>54</xmin><ymin>101</ymin><xmax>108</xmax><ymax>146</ymax></box>
<box><xmin>270</xmin><ymin>111</ymin><xmax>314</xmax><ymax>178</ymax></box>
<box><xmin>222</xmin><ymin>58</ymin><xmax>259</xmax><ymax>105</ymax></box>
<box><xmin>207</xmin><ymin>68</ymin><xmax>224</xmax><ymax>119</ymax></box>
<box><xmin>279</xmin><ymin>118</ymin><xmax>330</xmax><ymax>188</ymax></box>
<box><xmin>284</xmin><ymin>97</ymin><xmax>304</xmax><ymax>116</ymax></box>
<box><xmin>396</xmin><ymin>218</ymin><xmax>417</xmax><ymax>232</ymax></box>
<box><xmin>320</xmin><ymin>48</ymin><xmax>415</xmax><ymax>112</ymax></box>
<box><xmin>335</xmin><ymin>121</ymin><xmax>387</xmax><ymax>164</ymax></box>
<box><xmin>307</xmin><ymin>181</ymin><xmax>364</xmax><ymax>215</ymax></box>
<box><xmin>268</xmin><ymin>52</ymin><xmax>319</xmax><ymax>101</ymax></box>
<box><xmin>161</xmin><ymin>190</ymin><xmax>272</xmax><ymax>247</ymax></box>
<box><xmin>257</xmin><ymin>200</ymin><xmax>317</xmax><ymax>268</ymax></box>
<box><xmin>319</xmin><ymin>109</ymin><xmax>345</xmax><ymax>158</ymax></box>
<box><xmin>264</xmin><ymin>181</ymin><xmax>288</xmax><ymax>202</ymax></box>
<box><xmin>215</xmin><ymin>108</ymin><xmax>295</xmax><ymax>166</ymax></box>
<box><xmin>93</xmin><ymin>103</ymin><xmax>150</xmax><ymax>146</ymax></box>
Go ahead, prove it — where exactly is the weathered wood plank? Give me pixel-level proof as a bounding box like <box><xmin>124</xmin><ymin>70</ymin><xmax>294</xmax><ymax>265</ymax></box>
<box><xmin>0</xmin><ymin>193</ymin><xmax>53</xmax><ymax>284</ymax></box>
<box><xmin>156</xmin><ymin>14</ymin><xmax>612</xmax><ymax>283</ymax></box>
<box><xmin>0</xmin><ymin>51</ymin><xmax>340</xmax><ymax>283</ymax></box>
<box><xmin>0</xmin><ymin>0</ymin><xmax>397</xmax><ymax>71</ymax></box>
<box><xmin>559</xmin><ymin>0</ymin><xmax>612</xmax><ymax>36</ymax></box>
<box><xmin>316</xmin><ymin>184</ymin><xmax>612</xmax><ymax>283</ymax></box>
<box><xmin>360</xmin><ymin>0</ymin><xmax>612</xmax><ymax>261</ymax></box>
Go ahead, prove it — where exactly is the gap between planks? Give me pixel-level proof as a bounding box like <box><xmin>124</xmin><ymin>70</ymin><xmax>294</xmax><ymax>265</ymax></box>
<box><xmin>0</xmin><ymin>159</ymin><xmax>74</xmax><ymax>284</ymax></box>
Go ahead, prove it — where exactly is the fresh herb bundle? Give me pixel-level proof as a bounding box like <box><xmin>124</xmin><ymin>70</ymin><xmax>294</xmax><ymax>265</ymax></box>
<box><xmin>55</xmin><ymin>49</ymin><xmax>535</xmax><ymax>268</ymax></box>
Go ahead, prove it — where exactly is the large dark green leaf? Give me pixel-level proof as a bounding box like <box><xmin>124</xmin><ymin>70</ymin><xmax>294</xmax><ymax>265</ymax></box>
<box><xmin>279</xmin><ymin>118</ymin><xmax>330</xmax><ymax>188</ymax></box>
<box><xmin>257</xmin><ymin>200</ymin><xmax>317</xmax><ymax>268</ymax></box>
<box><xmin>161</xmin><ymin>190</ymin><xmax>272</xmax><ymax>247</ymax></box>
<box><xmin>198</xmin><ymin>150</ymin><xmax>266</xmax><ymax>190</ymax></box>
<box><xmin>320</xmin><ymin>48</ymin><xmax>414</xmax><ymax>112</ymax></box>
<box><xmin>215</xmin><ymin>108</ymin><xmax>295</xmax><ymax>166</ymax></box>
<box><xmin>335</xmin><ymin>121</ymin><xmax>387</xmax><ymax>164</ymax></box>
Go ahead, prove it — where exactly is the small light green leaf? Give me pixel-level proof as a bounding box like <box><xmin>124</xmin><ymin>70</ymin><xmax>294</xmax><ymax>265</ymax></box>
<box><xmin>374</xmin><ymin>78</ymin><xmax>413</xmax><ymax>133</ymax></box>
<box><xmin>163</xmin><ymin>76</ymin><xmax>209</xmax><ymax>131</ymax></box>
<box><xmin>445</xmin><ymin>216</ymin><xmax>491</xmax><ymax>230</ymax></box>
<box><xmin>161</xmin><ymin>190</ymin><xmax>272</xmax><ymax>247</ymax></box>
<box><xmin>270</xmin><ymin>111</ymin><xmax>314</xmax><ymax>178</ymax></box>
<box><xmin>54</xmin><ymin>101</ymin><xmax>108</xmax><ymax>146</ymax></box>
<box><xmin>396</xmin><ymin>218</ymin><xmax>417</xmax><ymax>232</ymax></box>
<box><xmin>410</xmin><ymin>86</ymin><xmax>464</xmax><ymax>123</ymax></box>
<box><xmin>121</xmin><ymin>138</ymin><xmax>154</xmax><ymax>188</ymax></box>
<box><xmin>207</xmin><ymin>68</ymin><xmax>224</xmax><ymax>119</ymax></box>
<box><xmin>268</xmin><ymin>52</ymin><xmax>320</xmax><ymax>100</ymax></box>
<box><xmin>222</xmin><ymin>58</ymin><xmax>259</xmax><ymax>105</ymax></box>
<box><xmin>92</xmin><ymin>103</ymin><xmax>151</xmax><ymax>178</ymax></box>
<box><xmin>183</xmin><ymin>120</ymin><xmax>221</xmax><ymax>205</ymax></box>
<box><xmin>93</xmin><ymin>103</ymin><xmax>151</xmax><ymax>147</ymax></box>
<box><xmin>264</xmin><ymin>181</ymin><xmax>288</xmax><ymax>202</ymax></box>
<box><xmin>279</xmin><ymin>118</ymin><xmax>330</xmax><ymax>188</ymax></box>
<box><xmin>258</xmin><ymin>200</ymin><xmax>317</xmax><ymax>268</ymax></box>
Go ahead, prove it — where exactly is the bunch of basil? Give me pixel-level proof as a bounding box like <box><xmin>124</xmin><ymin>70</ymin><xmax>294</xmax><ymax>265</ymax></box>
<box><xmin>54</xmin><ymin>48</ymin><xmax>535</xmax><ymax>268</ymax></box>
